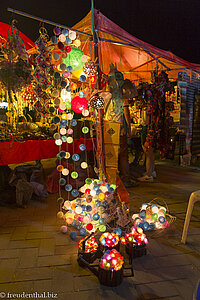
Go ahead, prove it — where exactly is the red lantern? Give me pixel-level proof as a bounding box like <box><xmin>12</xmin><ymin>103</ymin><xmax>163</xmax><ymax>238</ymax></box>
<box><xmin>71</xmin><ymin>96</ymin><xmax>88</xmax><ymax>113</ymax></box>
<box><xmin>86</xmin><ymin>223</ymin><xmax>93</xmax><ymax>231</ymax></box>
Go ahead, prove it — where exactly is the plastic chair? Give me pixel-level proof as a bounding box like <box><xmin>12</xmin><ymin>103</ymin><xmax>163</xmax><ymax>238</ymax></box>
<box><xmin>181</xmin><ymin>190</ymin><xmax>200</xmax><ymax>244</ymax></box>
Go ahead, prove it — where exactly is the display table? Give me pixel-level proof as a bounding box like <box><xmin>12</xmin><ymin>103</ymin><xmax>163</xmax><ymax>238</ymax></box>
<box><xmin>0</xmin><ymin>138</ymin><xmax>94</xmax><ymax>165</ymax></box>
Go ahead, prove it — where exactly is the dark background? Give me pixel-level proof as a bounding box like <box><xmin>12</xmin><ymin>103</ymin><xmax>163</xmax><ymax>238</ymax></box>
<box><xmin>0</xmin><ymin>0</ymin><xmax>200</xmax><ymax>63</ymax></box>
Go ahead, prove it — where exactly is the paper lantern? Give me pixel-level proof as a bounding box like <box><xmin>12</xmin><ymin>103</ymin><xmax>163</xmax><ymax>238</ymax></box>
<box><xmin>57</xmin><ymin>165</ymin><xmax>64</xmax><ymax>172</ymax></box>
<box><xmin>80</xmin><ymin>74</ymin><xmax>86</xmax><ymax>82</ymax></box>
<box><xmin>67</xmin><ymin>128</ymin><xmax>73</xmax><ymax>134</ymax></box>
<box><xmin>70</xmin><ymin>82</ymin><xmax>77</xmax><ymax>90</ymax></box>
<box><xmin>81</xmin><ymin>55</ymin><xmax>89</xmax><ymax>63</ymax></box>
<box><xmin>82</xmin><ymin>127</ymin><xmax>89</xmax><ymax>134</ymax></box>
<box><xmin>52</xmin><ymin>89</ymin><xmax>60</xmax><ymax>97</ymax></box>
<box><xmin>70</xmin><ymin>231</ymin><xmax>77</xmax><ymax>240</ymax></box>
<box><xmin>59</xmin><ymin>178</ymin><xmax>66</xmax><ymax>186</ymax></box>
<box><xmin>54</xmin><ymin>27</ymin><xmax>61</xmax><ymax>35</ymax></box>
<box><xmin>59</xmin><ymin>103</ymin><xmax>66</xmax><ymax>110</ymax></box>
<box><xmin>61</xmin><ymin>52</ymin><xmax>67</xmax><ymax>58</ymax></box>
<box><xmin>57</xmin><ymin>211</ymin><xmax>64</xmax><ymax>219</ymax></box>
<box><xmin>79</xmin><ymin>144</ymin><xmax>86</xmax><ymax>151</ymax></box>
<box><xmin>60</xmin><ymin>128</ymin><xmax>67</xmax><ymax>135</ymax></box>
<box><xmin>64</xmin><ymin>46</ymin><xmax>71</xmax><ymax>53</ymax></box>
<box><xmin>74</xmin><ymin>39</ymin><xmax>81</xmax><ymax>47</ymax></box>
<box><xmin>67</xmin><ymin>113</ymin><xmax>73</xmax><ymax>120</ymax></box>
<box><xmin>51</xmin><ymin>36</ymin><xmax>58</xmax><ymax>44</ymax></box>
<box><xmin>62</xmin><ymin>29</ymin><xmax>68</xmax><ymax>36</ymax></box>
<box><xmin>86</xmin><ymin>223</ymin><xmax>93</xmax><ymax>231</ymax></box>
<box><xmin>63</xmin><ymin>71</ymin><xmax>70</xmax><ymax>78</ymax></box>
<box><xmin>65</xmin><ymin>152</ymin><xmax>70</xmax><ymax>159</ymax></box>
<box><xmin>55</xmin><ymin>139</ymin><xmax>62</xmax><ymax>146</ymax></box>
<box><xmin>66</xmin><ymin>137</ymin><xmax>73</xmax><ymax>143</ymax></box>
<box><xmin>65</xmin><ymin>184</ymin><xmax>72</xmax><ymax>191</ymax></box>
<box><xmin>71</xmin><ymin>171</ymin><xmax>78</xmax><ymax>179</ymax></box>
<box><xmin>59</xmin><ymin>34</ymin><xmax>66</xmax><ymax>42</ymax></box>
<box><xmin>72</xmin><ymin>154</ymin><xmax>80</xmax><ymax>161</ymax></box>
<box><xmin>62</xmin><ymin>47</ymin><xmax>85</xmax><ymax>71</ymax></box>
<box><xmin>82</xmin><ymin>109</ymin><xmax>89</xmax><ymax>117</ymax></box>
<box><xmin>62</xmin><ymin>168</ymin><xmax>69</xmax><ymax>176</ymax></box>
<box><xmin>71</xmin><ymin>96</ymin><xmax>88</xmax><ymax>113</ymax></box>
<box><xmin>54</xmin><ymin>132</ymin><xmax>60</xmax><ymax>140</ymax></box>
<box><xmin>69</xmin><ymin>30</ymin><xmax>76</xmax><ymax>40</ymax></box>
<box><xmin>79</xmin><ymin>91</ymin><xmax>85</xmax><ymax>98</ymax></box>
<box><xmin>75</xmin><ymin>206</ymin><xmax>82</xmax><ymax>214</ymax></box>
<box><xmin>81</xmin><ymin>162</ymin><xmax>88</xmax><ymax>169</ymax></box>
<box><xmin>53</xmin><ymin>53</ymin><xmax>60</xmax><ymax>61</ymax></box>
<box><xmin>66</xmin><ymin>217</ymin><xmax>73</xmax><ymax>224</ymax></box>
<box><xmin>72</xmin><ymin>189</ymin><xmax>79</xmax><ymax>197</ymax></box>
<box><xmin>60</xmin><ymin>225</ymin><xmax>68</xmax><ymax>233</ymax></box>
<box><xmin>70</xmin><ymin>120</ymin><xmax>77</xmax><ymax>127</ymax></box>
<box><xmin>66</xmin><ymin>37</ymin><xmax>72</xmax><ymax>44</ymax></box>
<box><xmin>67</xmin><ymin>66</ymin><xmax>73</xmax><ymax>73</ymax></box>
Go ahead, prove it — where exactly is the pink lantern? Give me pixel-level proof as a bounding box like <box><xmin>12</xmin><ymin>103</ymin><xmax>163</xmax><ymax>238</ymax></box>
<box><xmin>71</xmin><ymin>96</ymin><xmax>88</xmax><ymax>113</ymax></box>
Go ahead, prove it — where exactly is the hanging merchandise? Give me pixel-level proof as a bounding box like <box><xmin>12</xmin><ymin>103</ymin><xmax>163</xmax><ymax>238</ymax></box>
<box><xmin>33</xmin><ymin>26</ymin><xmax>52</xmax><ymax>116</ymax></box>
<box><xmin>0</xmin><ymin>19</ymin><xmax>32</xmax><ymax>124</ymax></box>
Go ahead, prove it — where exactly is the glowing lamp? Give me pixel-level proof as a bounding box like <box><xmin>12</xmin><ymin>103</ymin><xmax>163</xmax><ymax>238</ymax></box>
<box><xmin>74</xmin><ymin>39</ymin><xmax>81</xmax><ymax>47</ymax></box>
<box><xmin>69</xmin><ymin>30</ymin><xmax>76</xmax><ymax>40</ymax></box>
<box><xmin>71</xmin><ymin>96</ymin><xmax>88</xmax><ymax>113</ymax></box>
<box><xmin>81</xmin><ymin>162</ymin><xmax>88</xmax><ymax>169</ymax></box>
<box><xmin>59</xmin><ymin>34</ymin><xmax>66</xmax><ymax>42</ymax></box>
<box><xmin>62</xmin><ymin>168</ymin><xmax>69</xmax><ymax>176</ymax></box>
<box><xmin>62</xmin><ymin>47</ymin><xmax>85</xmax><ymax>71</ymax></box>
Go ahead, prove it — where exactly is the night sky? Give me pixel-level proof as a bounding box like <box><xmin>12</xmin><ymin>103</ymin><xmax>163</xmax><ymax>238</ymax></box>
<box><xmin>0</xmin><ymin>0</ymin><xmax>200</xmax><ymax>63</ymax></box>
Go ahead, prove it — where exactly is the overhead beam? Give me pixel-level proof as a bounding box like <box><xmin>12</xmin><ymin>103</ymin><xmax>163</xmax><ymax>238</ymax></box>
<box><xmin>7</xmin><ymin>7</ymin><xmax>92</xmax><ymax>37</ymax></box>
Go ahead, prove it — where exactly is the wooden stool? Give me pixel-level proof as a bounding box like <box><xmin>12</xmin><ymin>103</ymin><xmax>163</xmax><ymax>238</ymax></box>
<box><xmin>181</xmin><ymin>190</ymin><xmax>200</xmax><ymax>244</ymax></box>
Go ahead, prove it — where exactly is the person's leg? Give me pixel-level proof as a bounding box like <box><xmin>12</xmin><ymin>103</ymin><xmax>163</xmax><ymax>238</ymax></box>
<box><xmin>146</xmin><ymin>146</ymin><xmax>154</xmax><ymax>177</ymax></box>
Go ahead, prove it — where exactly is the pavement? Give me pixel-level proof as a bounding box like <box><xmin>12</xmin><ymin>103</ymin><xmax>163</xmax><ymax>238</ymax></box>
<box><xmin>0</xmin><ymin>161</ymin><xmax>200</xmax><ymax>300</ymax></box>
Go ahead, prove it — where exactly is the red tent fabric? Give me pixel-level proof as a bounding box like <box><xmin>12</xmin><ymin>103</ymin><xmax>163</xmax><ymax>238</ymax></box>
<box><xmin>0</xmin><ymin>22</ymin><xmax>34</xmax><ymax>49</ymax></box>
<box><xmin>73</xmin><ymin>10</ymin><xmax>200</xmax><ymax>82</ymax></box>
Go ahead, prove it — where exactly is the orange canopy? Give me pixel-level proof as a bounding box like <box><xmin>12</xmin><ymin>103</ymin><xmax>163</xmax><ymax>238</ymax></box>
<box><xmin>73</xmin><ymin>10</ymin><xmax>200</xmax><ymax>82</ymax></box>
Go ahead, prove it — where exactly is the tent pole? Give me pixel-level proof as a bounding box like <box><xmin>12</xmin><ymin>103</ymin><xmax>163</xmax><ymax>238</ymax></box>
<box><xmin>7</xmin><ymin>7</ymin><xmax>92</xmax><ymax>37</ymax></box>
<box><xmin>91</xmin><ymin>2</ymin><xmax>107</xmax><ymax>181</ymax></box>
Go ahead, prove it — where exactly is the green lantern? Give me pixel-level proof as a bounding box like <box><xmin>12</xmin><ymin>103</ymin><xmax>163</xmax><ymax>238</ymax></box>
<box><xmin>85</xmin><ymin>178</ymin><xmax>92</xmax><ymax>185</ymax></box>
<box><xmin>82</xmin><ymin>126</ymin><xmax>89</xmax><ymax>134</ymax></box>
<box><xmin>62</xmin><ymin>47</ymin><xmax>85</xmax><ymax>71</ymax></box>
<box><xmin>71</xmin><ymin>171</ymin><xmax>78</xmax><ymax>179</ymax></box>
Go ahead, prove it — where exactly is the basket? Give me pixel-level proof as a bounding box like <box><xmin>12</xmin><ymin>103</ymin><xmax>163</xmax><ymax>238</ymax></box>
<box><xmin>125</xmin><ymin>242</ymin><xmax>147</xmax><ymax>260</ymax></box>
<box><xmin>98</xmin><ymin>266</ymin><xmax>123</xmax><ymax>286</ymax></box>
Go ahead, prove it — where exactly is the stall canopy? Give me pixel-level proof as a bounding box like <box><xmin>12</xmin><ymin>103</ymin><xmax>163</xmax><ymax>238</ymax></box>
<box><xmin>73</xmin><ymin>9</ymin><xmax>200</xmax><ymax>82</ymax></box>
<box><xmin>0</xmin><ymin>22</ymin><xmax>34</xmax><ymax>50</ymax></box>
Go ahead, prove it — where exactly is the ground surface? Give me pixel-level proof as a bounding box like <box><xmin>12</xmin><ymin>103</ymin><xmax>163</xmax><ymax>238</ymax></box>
<box><xmin>0</xmin><ymin>161</ymin><xmax>200</xmax><ymax>300</ymax></box>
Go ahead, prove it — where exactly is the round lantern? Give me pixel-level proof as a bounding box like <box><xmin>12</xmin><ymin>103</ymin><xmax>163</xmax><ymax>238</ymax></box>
<box><xmin>62</xmin><ymin>47</ymin><xmax>85</xmax><ymax>71</ymax></box>
<box><xmin>71</xmin><ymin>96</ymin><xmax>88</xmax><ymax>113</ymax></box>
<box><xmin>89</xmin><ymin>94</ymin><xmax>104</xmax><ymax>109</ymax></box>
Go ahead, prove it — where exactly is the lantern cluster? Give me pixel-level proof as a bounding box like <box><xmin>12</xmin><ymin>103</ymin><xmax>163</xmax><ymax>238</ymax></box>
<box><xmin>100</xmin><ymin>249</ymin><xmax>124</xmax><ymax>271</ymax></box>
<box><xmin>78</xmin><ymin>235</ymin><xmax>98</xmax><ymax>253</ymax></box>
<box><xmin>120</xmin><ymin>226</ymin><xmax>148</xmax><ymax>246</ymax></box>
<box><xmin>99</xmin><ymin>232</ymin><xmax>119</xmax><ymax>248</ymax></box>
<box><xmin>62</xmin><ymin>179</ymin><xmax>118</xmax><ymax>236</ymax></box>
<box><xmin>132</xmin><ymin>203</ymin><xmax>169</xmax><ymax>231</ymax></box>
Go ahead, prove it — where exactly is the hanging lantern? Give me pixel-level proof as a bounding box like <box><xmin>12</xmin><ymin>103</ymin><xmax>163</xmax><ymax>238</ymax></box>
<box><xmin>89</xmin><ymin>93</ymin><xmax>104</xmax><ymax>109</ymax></box>
<box><xmin>83</xmin><ymin>61</ymin><xmax>98</xmax><ymax>76</ymax></box>
<box><xmin>62</xmin><ymin>47</ymin><xmax>85</xmax><ymax>71</ymax></box>
<box><xmin>71</xmin><ymin>96</ymin><xmax>88</xmax><ymax>113</ymax></box>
